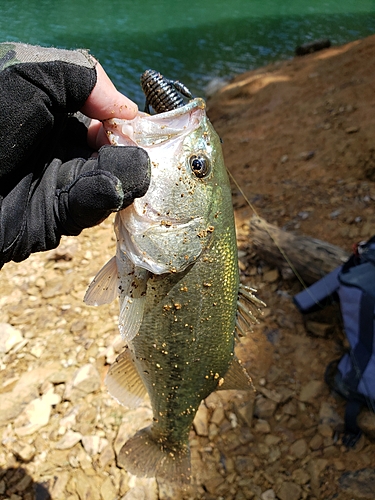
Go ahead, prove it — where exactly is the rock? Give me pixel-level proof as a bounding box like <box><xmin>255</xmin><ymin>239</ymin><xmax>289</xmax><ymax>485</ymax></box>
<box><xmin>277</xmin><ymin>481</ymin><xmax>302</xmax><ymax>500</ymax></box>
<box><xmin>263</xmin><ymin>269</ymin><xmax>279</xmax><ymax>283</ymax></box>
<box><xmin>100</xmin><ymin>477</ymin><xmax>118</xmax><ymax>500</ymax></box>
<box><xmin>64</xmin><ymin>363</ymin><xmax>101</xmax><ymax>400</ymax></box>
<box><xmin>11</xmin><ymin>442</ymin><xmax>36</xmax><ymax>462</ymax></box>
<box><xmin>357</xmin><ymin>410</ymin><xmax>375</xmax><ymax>438</ymax></box>
<box><xmin>235</xmin><ymin>455</ymin><xmax>255</xmax><ymax>474</ymax></box>
<box><xmin>55</xmin><ymin>430</ymin><xmax>83</xmax><ymax>450</ymax></box>
<box><xmin>319</xmin><ymin>401</ymin><xmax>344</xmax><ymax>429</ymax></box>
<box><xmin>193</xmin><ymin>404</ymin><xmax>209</xmax><ymax>436</ymax></box>
<box><xmin>305</xmin><ymin>321</ymin><xmax>334</xmax><ymax>337</ymax></box>
<box><xmin>50</xmin><ymin>471</ymin><xmax>70</xmax><ymax>499</ymax></box>
<box><xmin>99</xmin><ymin>443</ymin><xmax>116</xmax><ymax>468</ymax></box>
<box><xmin>261</xmin><ymin>488</ymin><xmax>276</xmax><ymax>500</ymax></box>
<box><xmin>121</xmin><ymin>476</ymin><xmax>158</xmax><ymax>499</ymax></box>
<box><xmin>254</xmin><ymin>397</ymin><xmax>277</xmax><ymax>419</ymax></box>
<box><xmin>72</xmin><ymin>469</ymin><xmax>101</xmax><ymax>500</ymax></box>
<box><xmin>210</xmin><ymin>407</ymin><xmax>225</xmax><ymax>426</ymax></box>
<box><xmin>345</xmin><ymin>125</ymin><xmax>360</xmax><ymax>134</ymax></box>
<box><xmin>292</xmin><ymin>468</ymin><xmax>310</xmax><ymax>485</ymax></box>
<box><xmin>318</xmin><ymin>423</ymin><xmax>333</xmax><ymax>437</ymax></box>
<box><xmin>0</xmin><ymin>323</ymin><xmax>24</xmax><ymax>354</ymax></box>
<box><xmin>307</xmin><ymin>458</ymin><xmax>328</xmax><ymax>495</ymax></box>
<box><xmin>339</xmin><ymin>468</ymin><xmax>375</xmax><ymax>499</ymax></box>
<box><xmin>82</xmin><ymin>435</ymin><xmax>101</xmax><ymax>456</ymax></box>
<box><xmin>235</xmin><ymin>399</ymin><xmax>255</xmax><ymax>427</ymax></box>
<box><xmin>289</xmin><ymin>438</ymin><xmax>307</xmax><ymax>458</ymax></box>
<box><xmin>299</xmin><ymin>380</ymin><xmax>325</xmax><ymax>403</ymax></box>
<box><xmin>309</xmin><ymin>434</ymin><xmax>323</xmax><ymax>450</ymax></box>
<box><xmin>254</xmin><ymin>419</ymin><xmax>271</xmax><ymax>434</ymax></box>
<box><xmin>14</xmin><ymin>388</ymin><xmax>61</xmax><ymax>436</ymax></box>
<box><xmin>114</xmin><ymin>407</ymin><xmax>153</xmax><ymax>459</ymax></box>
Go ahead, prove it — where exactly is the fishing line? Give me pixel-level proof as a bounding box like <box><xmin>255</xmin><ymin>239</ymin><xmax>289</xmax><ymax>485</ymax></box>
<box><xmin>227</xmin><ymin>168</ymin><xmax>338</xmax><ymax>309</ymax></box>
<box><xmin>228</xmin><ymin>171</ymin><xmax>375</xmax><ymax>419</ymax></box>
<box><xmin>227</xmin><ymin>168</ymin><xmax>309</xmax><ymax>290</ymax></box>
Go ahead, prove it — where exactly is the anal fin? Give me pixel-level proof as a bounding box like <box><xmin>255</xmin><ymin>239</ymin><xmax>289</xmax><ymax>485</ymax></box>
<box><xmin>217</xmin><ymin>357</ymin><xmax>254</xmax><ymax>391</ymax></box>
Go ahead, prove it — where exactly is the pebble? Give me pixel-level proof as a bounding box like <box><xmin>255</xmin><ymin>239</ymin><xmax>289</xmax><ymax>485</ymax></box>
<box><xmin>254</xmin><ymin>419</ymin><xmax>271</xmax><ymax>434</ymax></box>
<box><xmin>11</xmin><ymin>442</ymin><xmax>36</xmax><ymax>462</ymax></box>
<box><xmin>55</xmin><ymin>430</ymin><xmax>83</xmax><ymax>450</ymax></box>
<box><xmin>277</xmin><ymin>481</ymin><xmax>302</xmax><ymax>500</ymax></box>
<box><xmin>357</xmin><ymin>410</ymin><xmax>375</xmax><ymax>438</ymax></box>
<box><xmin>82</xmin><ymin>435</ymin><xmax>101</xmax><ymax>456</ymax></box>
<box><xmin>289</xmin><ymin>438</ymin><xmax>307</xmax><ymax>458</ymax></box>
<box><xmin>194</xmin><ymin>404</ymin><xmax>209</xmax><ymax>436</ymax></box>
<box><xmin>299</xmin><ymin>380</ymin><xmax>325</xmax><ymax>402</ymax></box>
<box><xmin>0</xmin><ymin>323</ymin><xmax>24</xmax><ymax>354</ymax></box>
<box><xmin>14</xmin><ymin>389</ymin><xmax>61</xmax><ymax>436</ymax></box>
<box><xmin>261</xmin><ymin>489</ymin><xmax>276</xmax><ymax>500</ymax></box>
<box><xmin>254</xmin><ymin>397</ymin><xmax>277</xmax><ymax>419</ymax></box>
<box><xmin>64</xmin><ymin>363</ymin><xmax>101</xmax><ymax>400</ymax></box>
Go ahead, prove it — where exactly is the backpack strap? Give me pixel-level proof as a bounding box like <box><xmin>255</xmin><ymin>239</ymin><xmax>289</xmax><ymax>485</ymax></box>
<box><xmin>293</xmin><ymin>265</ymin><xmax>341</xmax><ymax>314</ymax></box>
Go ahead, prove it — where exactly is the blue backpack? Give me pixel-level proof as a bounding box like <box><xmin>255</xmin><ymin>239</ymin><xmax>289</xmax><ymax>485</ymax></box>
<box><xmin>294</xmin><ymin>237</ymin><xmax>375</xmax><ymax>446</ymax></box>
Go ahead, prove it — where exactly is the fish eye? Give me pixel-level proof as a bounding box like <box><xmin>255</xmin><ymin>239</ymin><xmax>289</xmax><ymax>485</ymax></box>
<box><xmin>189</xmin><ymin>154</ymin><xmax>210</xmax><ymax>178</ymax></box>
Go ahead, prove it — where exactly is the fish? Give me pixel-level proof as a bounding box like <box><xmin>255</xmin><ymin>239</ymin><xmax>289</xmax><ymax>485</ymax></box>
<box><xmin>84</xmin><ymin>97</ymin><xmax>264</xmax><ymax>483</ymax></box>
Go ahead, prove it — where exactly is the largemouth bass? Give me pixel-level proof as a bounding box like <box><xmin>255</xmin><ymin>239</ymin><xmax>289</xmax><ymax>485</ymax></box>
<box><xmin>84</xmin><ymin>98</ymin><xmax>263</xmax><ymax>483</ymax></box>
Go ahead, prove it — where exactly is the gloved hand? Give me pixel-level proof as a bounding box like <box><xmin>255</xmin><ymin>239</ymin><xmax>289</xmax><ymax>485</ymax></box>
<box><xmin>0</xmin><ymin>42</ymin><xmax>151</xmax><ymax>267</ymax></box>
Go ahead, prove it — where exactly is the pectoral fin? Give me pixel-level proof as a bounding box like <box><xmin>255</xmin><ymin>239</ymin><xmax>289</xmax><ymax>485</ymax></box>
<box><xmin>84</xmin><ymin>256</ymin><xmax>118</xmax><ymax>305</ymax></box>
<box><xmin>105</xmin><ymin>347</ymin><xmax>148</xmax><ymax>408</ymax></box>
<box><xmin>118</xmin><ymin>266</ymin><xmax>149</xmax><ymax>341</ymax></box>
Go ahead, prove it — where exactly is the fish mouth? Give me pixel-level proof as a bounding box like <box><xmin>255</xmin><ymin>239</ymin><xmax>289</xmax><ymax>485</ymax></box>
<box><xmin>106</xmin><ymin>98</ymin><xmax>206</xmax><ymax>148</ymax></box>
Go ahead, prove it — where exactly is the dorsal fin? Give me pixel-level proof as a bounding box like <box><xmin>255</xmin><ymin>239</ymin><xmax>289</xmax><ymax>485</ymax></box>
<box><xmin>105</xmin><ymin>347</ymin><xmax>148</xmax><ymax>408</ymax></box>
<box><xmin>236</xmin><ymin>284</ymin><xmax>266</xmax><ymax>338</ymax></box>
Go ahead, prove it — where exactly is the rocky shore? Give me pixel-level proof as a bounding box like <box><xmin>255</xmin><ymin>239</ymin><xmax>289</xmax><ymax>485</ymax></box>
<box><xmin>1</xmin><ymin>34</ymin><xmax>375</xmax><ymax>499</ymax></box>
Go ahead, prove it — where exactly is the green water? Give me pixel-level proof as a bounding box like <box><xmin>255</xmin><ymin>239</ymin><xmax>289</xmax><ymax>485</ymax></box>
<box><xmin>2</xmin><ymin>0</ymin><xmax>375</xmax><ymax>105</ymax></box>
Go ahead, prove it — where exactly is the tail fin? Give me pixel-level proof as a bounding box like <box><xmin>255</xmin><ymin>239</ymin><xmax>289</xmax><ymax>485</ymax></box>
<box><xmin>117</xmin><ymin>426</ymin><xmax>191</xmax><ymax>484</ymax></box>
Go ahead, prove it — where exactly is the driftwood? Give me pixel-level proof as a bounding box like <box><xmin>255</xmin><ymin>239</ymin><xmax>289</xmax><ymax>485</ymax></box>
<box><xmin>250</xmin><ymin>215</ymin><xmax>349</xmax><ymax>285</ymax></box>
<box><xmin>295</xmin><ymin>38</ymin><xmax>331</xmax><ymax>56</ymax></box>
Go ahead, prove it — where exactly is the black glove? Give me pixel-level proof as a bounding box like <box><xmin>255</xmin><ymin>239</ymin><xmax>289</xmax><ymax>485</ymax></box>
<box><xmin>0</xmin><ymin>43</ymin><xmax>151</xmax><ymax>268</ymax></box>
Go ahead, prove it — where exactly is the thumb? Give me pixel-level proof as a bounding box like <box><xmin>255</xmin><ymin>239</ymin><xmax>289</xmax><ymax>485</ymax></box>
<box><xmin>80</xmin><ymin>62</ymin><xmax>138</xmax><ymax>120</ymax></box>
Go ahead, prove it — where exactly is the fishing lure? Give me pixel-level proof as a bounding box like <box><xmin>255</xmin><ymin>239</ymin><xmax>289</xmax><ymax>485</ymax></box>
<box><xmin>140</xmin><ymin>69</ymin><xmax>193</xmax><ymax>114</ymax></box>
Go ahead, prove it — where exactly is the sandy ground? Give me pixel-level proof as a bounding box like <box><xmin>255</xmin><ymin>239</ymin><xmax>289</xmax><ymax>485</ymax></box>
<box><xmin>1</xmin><ymin>35</ymin><xmax>375</xmax><ymax>500</ymax></box>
